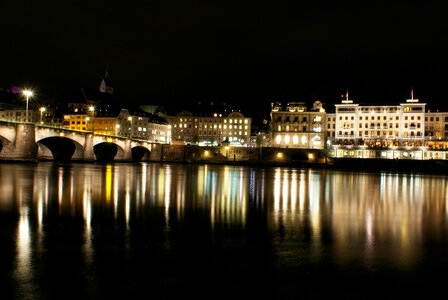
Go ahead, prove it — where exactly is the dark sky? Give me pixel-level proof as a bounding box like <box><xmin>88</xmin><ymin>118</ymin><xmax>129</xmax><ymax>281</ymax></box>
<box><xmin>1</xmin><ymin>0</ymin><xmax>446</xmax><ymax>117</ymax></box>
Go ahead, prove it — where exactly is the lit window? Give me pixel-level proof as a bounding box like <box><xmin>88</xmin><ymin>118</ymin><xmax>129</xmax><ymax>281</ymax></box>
<box><xmin>293</xmin><ymin>135</ymin><xmax>299</xmax><ymax>144</ymax></box>
<box><xmin>275</xmin><ymin>135</ymin><xmax>281</xmax><ymax>144</ymax></box>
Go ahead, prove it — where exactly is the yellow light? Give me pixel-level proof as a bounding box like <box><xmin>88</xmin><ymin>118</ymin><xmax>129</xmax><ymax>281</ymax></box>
<box><xmin>204</xmin><ymin>150</ymin><xmax>209</xmax><ymax>157</ymax></box>
<box><xmin>277</xmin><ymin>152</ymin><xmax>283</xmax><ymax>159</ymax></box>
<box><xmin>275</xmin><ymin>135</ymin><xmax>281</xmax><ymax>144</ymax></box>
<box><xmin>89</xmin><ymin>106</ymin><xmax>95</xmax><ymax>112</ymax></box>
<box><xmin>308</xmin><ymin>153</ymin><xmax>315</xmax><ymax>160</ymax></box>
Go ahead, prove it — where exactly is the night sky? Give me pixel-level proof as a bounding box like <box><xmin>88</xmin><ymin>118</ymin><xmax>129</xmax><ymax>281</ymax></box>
<box><xmin>1</xmin><ymin>0</ymin><xmax>446</xmax><ymax>118</ymax></box>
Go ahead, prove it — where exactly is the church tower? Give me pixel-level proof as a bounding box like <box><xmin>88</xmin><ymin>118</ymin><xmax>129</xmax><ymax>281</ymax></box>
<box><xmin>99</xmin><ymin>67</ymin><xmax>113</xmax><ymax>95</ymax></box>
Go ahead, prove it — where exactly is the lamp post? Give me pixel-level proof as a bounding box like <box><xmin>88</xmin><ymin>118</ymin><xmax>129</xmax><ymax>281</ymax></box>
<box><xmin>88</xmin><ymin>106</ymin><xmax>95</xmax><ymax>132</ymax></box>
<box><xmin>39</xmin><ymin>107</ymin><xmax>46</xmax><ymax>124</ymax></box>
<box><xmin>22</xmin><ymin>90</ymin><xmax>33</xmax><ymax>122</ymax></box>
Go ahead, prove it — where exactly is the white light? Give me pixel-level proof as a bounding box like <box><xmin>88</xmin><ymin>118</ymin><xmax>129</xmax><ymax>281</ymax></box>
<box><xmin>22</xmin><ymin>90</ymin><xmax>33</xmax><ymax>97</ymax></box>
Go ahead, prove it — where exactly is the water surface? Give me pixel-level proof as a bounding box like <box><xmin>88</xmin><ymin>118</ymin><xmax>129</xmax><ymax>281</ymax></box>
<box><xmin>1</xmin><ymin>162</ymin><xmax>447</xmax><ymax>299</ymax></box>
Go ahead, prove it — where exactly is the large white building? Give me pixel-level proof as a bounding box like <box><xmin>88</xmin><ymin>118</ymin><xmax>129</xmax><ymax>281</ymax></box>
<box><xmin>327</xmin><ymin>96</ymin><xmax>427</xmax><ymax>147</ymax></box>
<box><xmin>325</xmin><ymin>95</ymin><xmax>448</xmax><ymax>159</ymax></box>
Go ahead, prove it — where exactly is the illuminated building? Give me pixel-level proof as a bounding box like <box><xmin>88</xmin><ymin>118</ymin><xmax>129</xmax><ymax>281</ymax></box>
<box><xmin>115</xmin><ymin>109</ymin><xmax>171</xmax><ymax>143</ymax></box>
<box><xmin>327</xmin><ymin>95</ymin><xmax>427</xmax><ymax>147</ymax></box>
<box><xmin>167</xmin><ymin>111</ymin><xmax>251</xmax><ymax>146</ymax></box>
<box><xmin>269</xmin><ymin>100</ymin><xmax>326</xmax><ymax>149</ymax></box>
<box><xmin>326</xmin><ymin>94</ymin><xmax>448</xmax><ymax>159</ymax></box>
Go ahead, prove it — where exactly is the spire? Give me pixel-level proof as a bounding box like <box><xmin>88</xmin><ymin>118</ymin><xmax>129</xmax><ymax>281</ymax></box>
<box><xmin>99</xmin><ymin>65</ymin><xmax>113</xmax><ymax>95</ymax></box>
<box><xmin>99</xmin><ymin>79</ymin><xmax>106</xmax><ymax>93</ymax></box>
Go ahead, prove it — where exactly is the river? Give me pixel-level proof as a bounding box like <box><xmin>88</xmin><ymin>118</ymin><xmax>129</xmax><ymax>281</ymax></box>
<box><xmin>1</xmin><ymin>162</ymin><xmax>447</xmax><ymax>299</ymax></box>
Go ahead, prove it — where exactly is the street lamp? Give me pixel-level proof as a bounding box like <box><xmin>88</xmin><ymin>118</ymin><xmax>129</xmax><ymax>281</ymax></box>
<box><xmin>39</xmin><ymin>107</ymin><xmax>46</xmax><ymax>124</ymax></box>
<box><xmin>88</xmin><ymin>106</ymin><xmax>95</xmax><ymax>132</ymax></box>
<box><xmin>22</xmin><ymin>90</ymin><xmax>33</xmax><ymax>122</ymax></box>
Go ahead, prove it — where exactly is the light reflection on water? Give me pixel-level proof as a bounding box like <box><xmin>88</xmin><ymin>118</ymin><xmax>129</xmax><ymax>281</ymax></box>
<box><xmin>1</xmin><ymin>162</ymin><xmax>448</xmax><ymax>298</ymax></box>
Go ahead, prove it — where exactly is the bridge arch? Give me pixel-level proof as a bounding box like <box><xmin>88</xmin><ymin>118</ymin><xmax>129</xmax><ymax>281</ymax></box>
<box><xmin>0</xmin><ymin>135</ymin><xmax>12</xmax><ymax>154</ymax></box>
<box><xmin>93</xmin><ymin>142</ymin><xmax>125</xmax><ymax>162</ymax></box>
<box><xmin>131</xmin><ymin>146</ymin><xmax>151</xmax><ymax>162</ymax></box>
<box><xmin>37</xmin><ymin>136</ymin><xmax>83</xmax><ymax>162</ymax></box>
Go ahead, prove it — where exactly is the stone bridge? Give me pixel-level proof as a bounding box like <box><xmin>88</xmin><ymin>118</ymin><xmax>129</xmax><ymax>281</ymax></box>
<box><xmin>0</xmin><ymin>121</ymin><xmax>163</xmax><ymax>162</ymax></box>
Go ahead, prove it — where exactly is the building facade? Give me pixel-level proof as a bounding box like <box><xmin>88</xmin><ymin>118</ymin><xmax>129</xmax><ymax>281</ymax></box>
<box><xmin>269</xmin><ymin>101</ymin><xmax>326</xmax><ymax>149</ymax></box>
<box><xmin>168</xmin><ymin>111</ymin><xmax>251</xmax><ymax>146</ymax></box>
<box><xmin>327</xmin><ymin>96</ymin><xmax>429</xmax><ymax>147</ymax></box>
